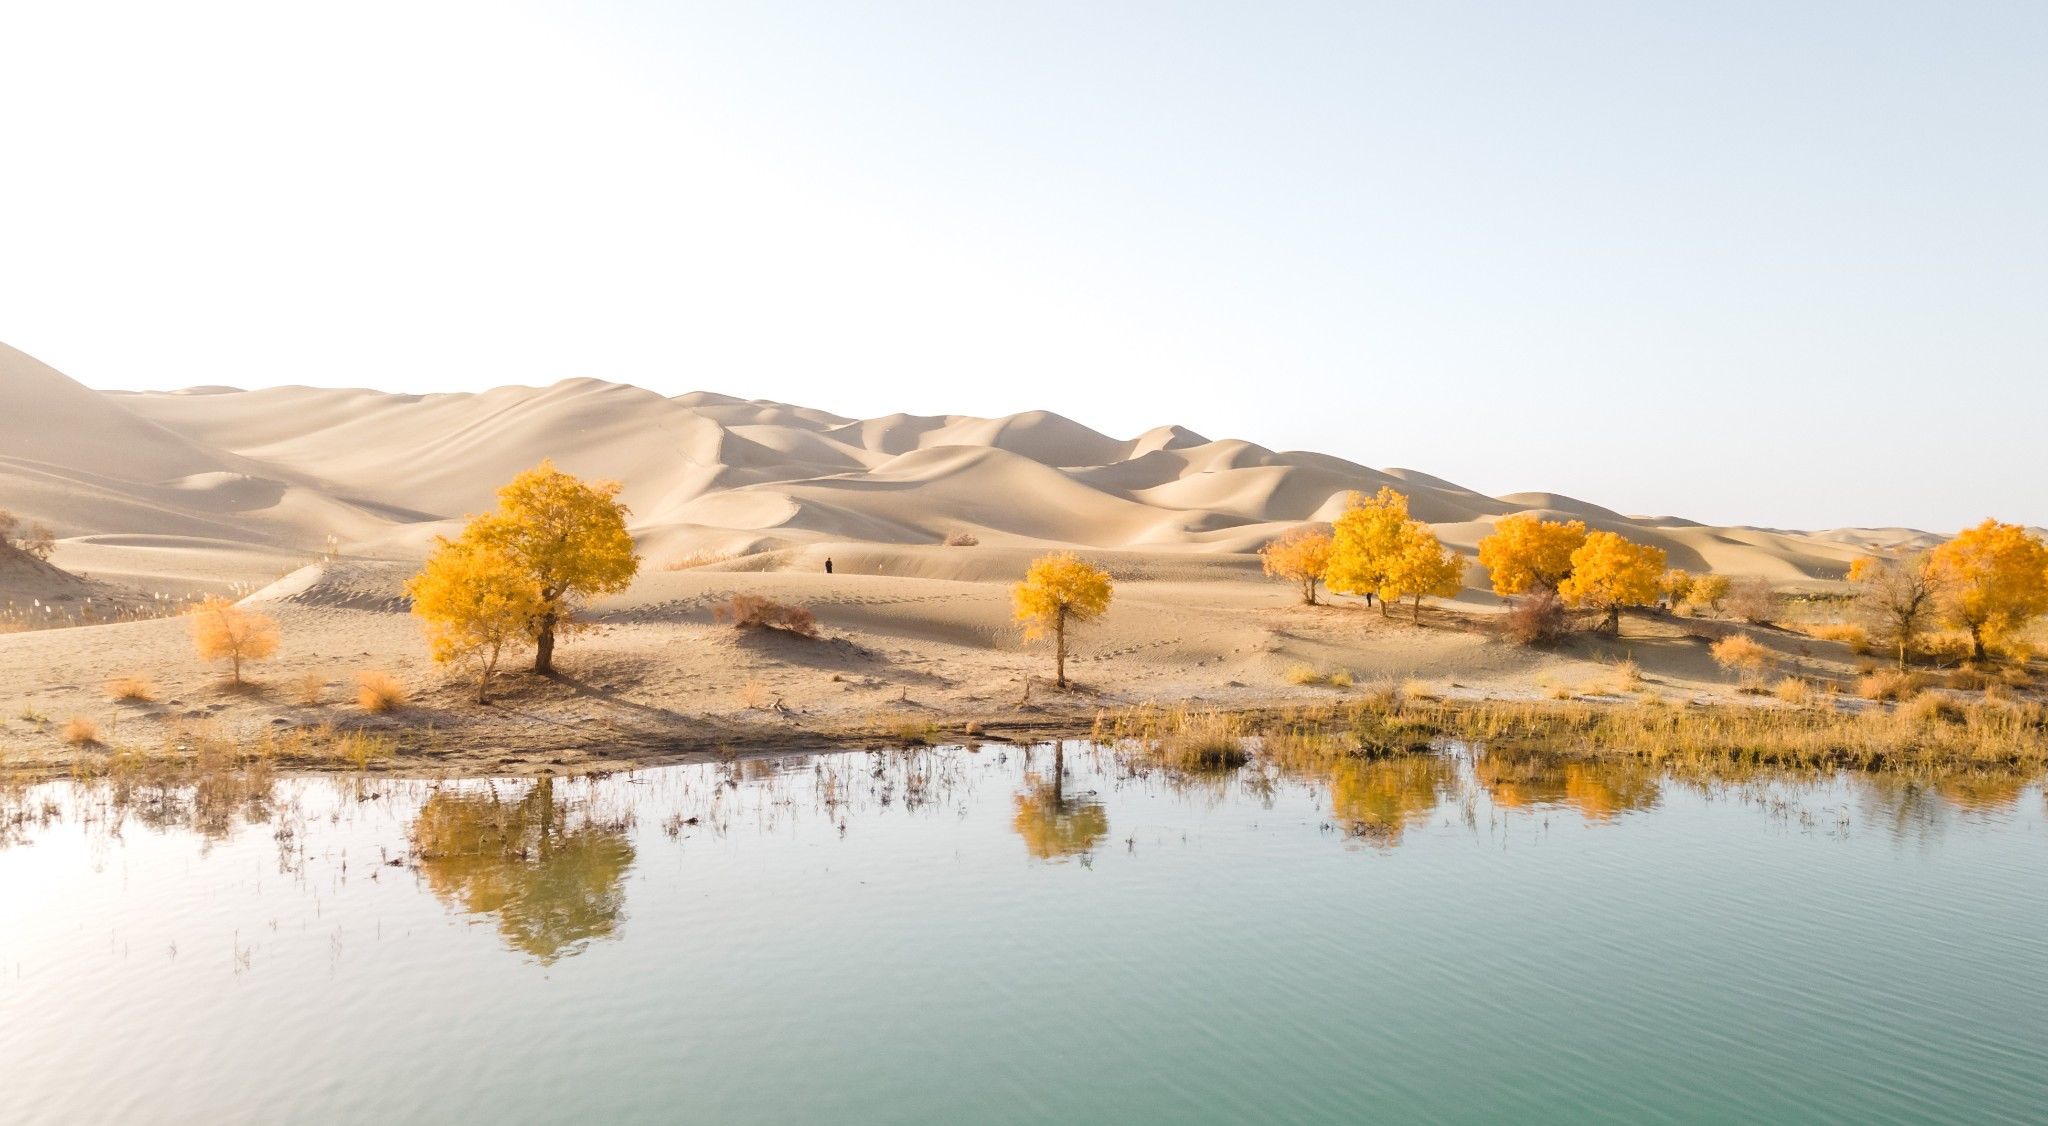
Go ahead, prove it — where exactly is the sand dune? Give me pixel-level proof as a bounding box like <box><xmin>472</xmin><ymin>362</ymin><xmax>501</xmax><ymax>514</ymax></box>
<box><xmin>2</xmin><ymin>341</ymin><xmax>1917</xmax><ymax>595</ymax></box>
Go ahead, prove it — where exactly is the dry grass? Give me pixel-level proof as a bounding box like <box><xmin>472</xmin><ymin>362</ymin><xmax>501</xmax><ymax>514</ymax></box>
<box><xmin>1284</xmin><ymin>663</ymin><xmax>1323</xmax><ymax>686</ymax></box>
<box><xmin>294</xmin><ymin>672</ymin><xmax>327</xmax><ymax>706</ymax></box>
<box><xmin>1772</xmin><ymin>677</ymin><xmax>1816</xmax><ymax>707</ymax></box>
<box><xmin>663</xmin><ymin>549</ymin><xmax>735</xmax><ymax>571</ymax></box>
<box><xmin>356</xmin><ymin>670</ymin><xmax>408</xmax><ymax>713</ymax></box>
<box><xmin>738</xmin><ymin>679</ymin><xmax>774</xmax><ymax>710</ymax></box>
<box><xmin>1093</xmin><ymin>705</ymin><xmax>1254</xmax><ymax>771</ymax></box>
<box><xmin>106</xmin><ymin>675</ymin><xmax>157</xmax><ymax>703</ymax></box>
<box><xmin>60</xmin><ymin>716</ymin><xmax>100</xmax><ymax>747</ymax></box>
<box><xmin>1947</xmin><ymin>666</ymin><xmax>1993</xmax><ymax>692</ymax></box>
<box><xmin>942</xmin><ymin>531</ymin><xmax>980</xmax><ymax>547</ymax></box>
<box><xmin>1806</xmin><ymin>622</ymin><xmax>1872</xmax><ymax>654</ymax></box>
<box><xmin>1328</xmin><ymin>669</ymin><xmax>1355</xmax><ymax>690</ymax></box>
<box><xmin>1858</xmin><ymin>670</ymin><xmax>1931</xmax><ymax>702</ymax></box>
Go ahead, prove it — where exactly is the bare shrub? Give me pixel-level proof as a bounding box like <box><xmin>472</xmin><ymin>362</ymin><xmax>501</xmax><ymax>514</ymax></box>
<box><xmin>294</xmin><ymin>673</ymin><xmax>327</xmax><ymax>706</ymax></box>
<box><xmin>61</xmin><ymin>716</ymin><xmax>100</xmax><ymax>746</ymax></box>
<box><xmin>1500</xmin><ymin>590</ymin><xmax>1570</xmax><ymax>647</ymax></box>
<box><xmin>943</xmin><ymin>531</ymin><xmax>980</xmax><ymax>547</ymax></box>
<box><xmin>714</xmin><ymin>594</ymin><xmax>820</xmax><ymax>638</ymax></box>
<box><xmin>1726</xmin><ymin>577</ymin><xmax>1777</xmax><ymax>624</ymax></box>
<box><xmin>738</xmin><ymin>679</ymin><xmax>774</xmax><ymax>709</ymax></box>
<box><xmin>356</xmin><ymin>670</ymin><xmax>408</xmax><ymax>713</ymax></box>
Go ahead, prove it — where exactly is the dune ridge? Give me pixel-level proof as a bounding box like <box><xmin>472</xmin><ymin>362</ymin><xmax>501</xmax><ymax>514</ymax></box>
<box><xmin>3</xmin><ymin>342</ymin><xmax>1911</xmax><ymax>585</ymax></box>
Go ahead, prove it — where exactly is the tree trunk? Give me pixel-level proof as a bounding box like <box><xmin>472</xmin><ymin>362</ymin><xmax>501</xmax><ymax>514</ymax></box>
<box><xmin>1303</xmin><ymin>578</ymin><xmax>1317</xmax><ymax>606</ymax></box>
<box><xmin>1605</xmin><ymin>605</ymin><xmax>1621</xmax><ymax>635</ymax></box>
<box><xmin>1378</xmin><ymin>594</ymin><xmax>1390</xmax><ymax>619</ymax></box>
<box><xmin>1052</xmin><ymin>744</ymin><xmax>1064</xmax><ymax>802</ymax></box>
<box><xmin>1412</xmin><ymin>594</ymin><xmax>1423</xmax><ymax>622</ymax></box>
<box><xmin>534</xmin><ymin>612</ymin><xmax>557</xmax><ymax>675</ymax></box>
<box><xmin>1054</xmin><ymin>606</ymin><xmax>1069</xmax><ymax>688</ymax></box>
<box><xmin>1971</xmin><ymin>624</ymin><xmax>1987</xmax><ymax>663</ymax></box>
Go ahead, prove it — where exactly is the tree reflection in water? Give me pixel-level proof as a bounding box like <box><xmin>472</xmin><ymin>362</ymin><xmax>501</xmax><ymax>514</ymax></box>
<box><xmin>1324</xmin><ymin>755</ymin><xmax>1453</xmax><ymax>847</ymax></box>
<box><xmin>411</xmin><ymin>776</ymin><xmax>634</xmax><ymax>963</ymax></box>
<box><xmin>1472</xmin><ymin>749</ymin><xmax>1662</xmax><ymax>821</ymax></box>
<box><xmin>1012</xmin><ymin>746</ymin><xmax>1110</xmax><ymax>863</ymax></box>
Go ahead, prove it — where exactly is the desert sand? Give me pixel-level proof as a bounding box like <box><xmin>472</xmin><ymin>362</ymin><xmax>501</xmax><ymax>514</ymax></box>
<box><xmin>0</xmin><ymin>341</ymin><xmax>1922</xmax><ymax>773</ymax></box>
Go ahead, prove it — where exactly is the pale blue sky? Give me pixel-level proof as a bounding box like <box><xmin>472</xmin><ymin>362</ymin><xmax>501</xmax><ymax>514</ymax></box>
<box><xmin>2</xmin><ymin>1</ymin><xmax>2041</xmax><ymax>530</ymax></box>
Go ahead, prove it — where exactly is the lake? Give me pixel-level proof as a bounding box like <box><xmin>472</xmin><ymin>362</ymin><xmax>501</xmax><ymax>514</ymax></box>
<box><xmin>3</xmin><ymin>744</ymin><xmax>2046</xmax><ymax>1124</ymax></box>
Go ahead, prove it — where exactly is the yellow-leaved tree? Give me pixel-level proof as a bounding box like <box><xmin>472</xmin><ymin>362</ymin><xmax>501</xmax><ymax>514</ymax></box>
<box><xmin>1260</xmin><ymin>527</ymin><xmax>1335</xmax><ymax>605</ymax></box>
<box><xmin>450</xmin><ymin>460</ymin><xmax>639</xmax><ymax>675</ymax></box>
<box><xmin>1326</xmin><ymin>487</ymin><xmax>1410</xmax><ymax>617</ymax></box>
<box><xmin>1476</xmin><ymin>514</ymin><xmax>1587</xmax><ymax>599</ymax></box>
<box><xmin>407</xmin><ymin>536</ymin><xmax>545</xmax><ymax>702</ymax></box>
<box><xmin>187</xmin><ymin>595</ymin><xmax>280</xmax><ymax>685</ymax></box>
<box><xmin>1924</xmin><ymin>519</ymin><xmax>2048</xmax><ymax>661</ymax></box>
<box><xmin>1326</xmin><ymin>487</ymin><xmax>1465</xmax><ymax>619</ymax></box>
<box><xmin>1557</xmin><ymin>531</ymin><xmax>1666</xmax><ymax>635</ymax></box>
<box><xmin>1013</xmin><ymin>552</ymin><xmax>1114</xmax><ymax>689</ymax></box>
<box><xmin>1386</xmin><ymin>522</ymin><xmax>1467</xmax><ymax>621</ymax></box>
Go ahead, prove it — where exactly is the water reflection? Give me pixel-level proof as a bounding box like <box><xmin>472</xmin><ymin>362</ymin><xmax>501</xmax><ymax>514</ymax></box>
<box><xmin>1472</xmin><ymin>750</ymin><xmax>1662</xmax><ymax>821</ymax></box>
<box><xmin>410</xmin><ymin>776</ymin><xmax>635</xmax><ymax>964</ymax></box>
<box><xmin>1323</xmin><ymin>756</ymin><xmax>1452</xmax><ymax>847</ymax></box>
<box><xmin>1012</xmin><ymin>747</ymin><xmax>1110</xmax><ymax>863</ymax></box>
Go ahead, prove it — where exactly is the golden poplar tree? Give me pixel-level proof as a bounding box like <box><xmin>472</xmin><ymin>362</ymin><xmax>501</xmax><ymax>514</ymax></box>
<box><xmin>1327</xmin><ymin>487</ymin><xmax>1464</xmax><ymax>618</ymax></box>
<box><xmin>1924</xmin><ymin>519</ymin><xmax>2048</xmax><ymax>661</ymax></box>
<box><xmin>1325</xmin><ymin>487</ymin><xmax>1411</xmax><ymax>617</ymax></box>
<box><xmin>407</xmin><ymin>536</ymin><xmax>544</xmax><ymax>702</ymax></box>
<box><xmin>1386</xmin><ymin>522</ymin><xmax>1467</xmax><ymax>621</ymax></box>
<box><xmin>1013</xmin><ymin>552</ymin><xmax>1114</xmax><ymax>688</ymax></box>
<box><xmin>1476</xmin><ymin>514</ymin><xmax>1587</xmax><ymax>598</ymax></box>
<box><xmin>187</xmin><ymin>595</ymin><xmax>280</xmax><ymax>685</ymax></box>
<box><xmin>457</xmin><ymin>461</ymin><xmax>639</xmax><ymax>675</ymax></box>
<box><xmin>1557</xmin><ymin>531</ymin><xmax>1666</xmax><ymax>635</ymax></box>
<box><xmin>1260</xmin><ymin>527</ymin><xmax>1335</xmax><ymax>605</ymax></box>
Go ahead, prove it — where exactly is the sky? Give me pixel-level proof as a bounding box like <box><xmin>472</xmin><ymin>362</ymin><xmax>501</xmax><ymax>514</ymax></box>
<box><xmin>2</xmin><ymin>1</ymin><xmax>2042</xmax><ymax>531</ymax></box>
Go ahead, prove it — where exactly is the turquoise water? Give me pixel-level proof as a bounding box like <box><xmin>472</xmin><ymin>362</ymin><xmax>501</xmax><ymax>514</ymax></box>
<box><xmin>3</xmin><ymin>745</ymin><xmax>2046</xmax><ymax>1124</ymax></box>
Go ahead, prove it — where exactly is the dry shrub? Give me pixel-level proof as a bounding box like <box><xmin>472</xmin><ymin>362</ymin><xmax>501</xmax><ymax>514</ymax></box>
<box><xmin>106</xmin><ymin>675</ymin><xmax>156</xmax><ymax>703</ymax></box>
<box><xmin>738</xmin><ymin>679</ymin><xmax>773</xmax><ymax>709</ymax></box>
<box><xmin>1500</xmin><ymin>590</ymin><xmax>1570</xmax><ymax>647</ymax></box>
<box><xmin>663</xmin><ymin>550</ymin><xmax>734</xmax><ymax>572</ymax></box>
<box><xmin>1897</xmin><ymin>693</ymin><xmax>1966</xmax><ymax>725</ymax></box>
<box><xmin>61</xmin><ymin>716</ymin><xmax>100</xmax><ymax>746</ymax></box>
<box><xmin>1710</xmin><ymin>634</ymin><xmax>1771</xmax><ymax>688</ymax></box>
<box><xmin>1284</xmin><ymin>663</ymin><xmax>1324</xmax><ymax>686</ymax></box>
<box><xmin>714</xmin><ymin>594</ymin><xmax>820</xmax><ymax>638</ymax></box>
<box><xmin>943</xmin><ymin>531</ymin><xmax>980</xmax><ymax>547</ymax></box>
<box><xmin>294</xmin><ymin>672</ymin><xmax>327</xmax><ymax>706</ymax></box>
<box><xmin>356</xmin><ymin>670</ymin><xmax>408</xmax><ymax>713</ymax></box>
<box><xmin>1917</xmin><ymin>632</ymin><xmax>1975</xmax><ymax>666</ymax></box>
<box><xmin>1772</xmin><ymin>677</ymin><xmax>1815</xmax><ymax>707</ymax></box>
<box><xmin>1858</xmin><ymin>670</ymin><xmax>1930</xmax><ymax>702</ymax></box>
<box><xmin>1997</xmin><ymin>664</ymin><xmax>2035</xmax><ymax>689</ymax></box>
<box><xmin>1402</xmin><ymin>678</ymin><xmax>1443</xmax><ymax>701</ymax></box>
<box><xmin>1811</xmin><ymin>622</ymin><xmax>1871</xmax><ymax>654</ymax></box>
<box><xmin>1947</xmin><ymin>667</ymin><xmax>1992</xmax><ymax>692</ymax></box>
<box><xmin>1328</xmin><ymin>669</ymin><xmax>1355</xmax><ymax>689</ymax></box>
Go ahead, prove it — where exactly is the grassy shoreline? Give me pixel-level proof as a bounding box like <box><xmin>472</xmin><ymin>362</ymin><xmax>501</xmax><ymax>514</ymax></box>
<box><xmin>6</xmin><ymin>684</ymin><xmax>2046</xmax><ymax>785</ymax></box>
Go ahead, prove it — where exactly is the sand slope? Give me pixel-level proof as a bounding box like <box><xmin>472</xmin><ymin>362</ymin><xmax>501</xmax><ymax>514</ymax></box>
<box><xmin>3</xmin><ymin>341</ymin><xmax>1920</xmax><ymax>591</ymax></box>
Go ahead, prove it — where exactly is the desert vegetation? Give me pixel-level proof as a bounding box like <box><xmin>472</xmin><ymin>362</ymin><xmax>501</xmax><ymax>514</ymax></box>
<box><xmin>1013</xmin><ymin>552</ymin><xmax>1114</xmax><ymax>689</ymax></box>
<box><xmin>187</xmin><ymin>596</ymin><xmax>280</xmax><ymax>685</ymax></box>
<box><xmin>714</xmin><ymin>594</ymin><xmax>821</xmax><ymax>637</ymax></box>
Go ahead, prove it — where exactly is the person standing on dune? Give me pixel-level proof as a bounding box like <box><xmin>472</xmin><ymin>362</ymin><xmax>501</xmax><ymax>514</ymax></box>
<box><xmin>825</xmin><ymin>558</ymin><xmax>833</xmax><ymax>575</ymax></box>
